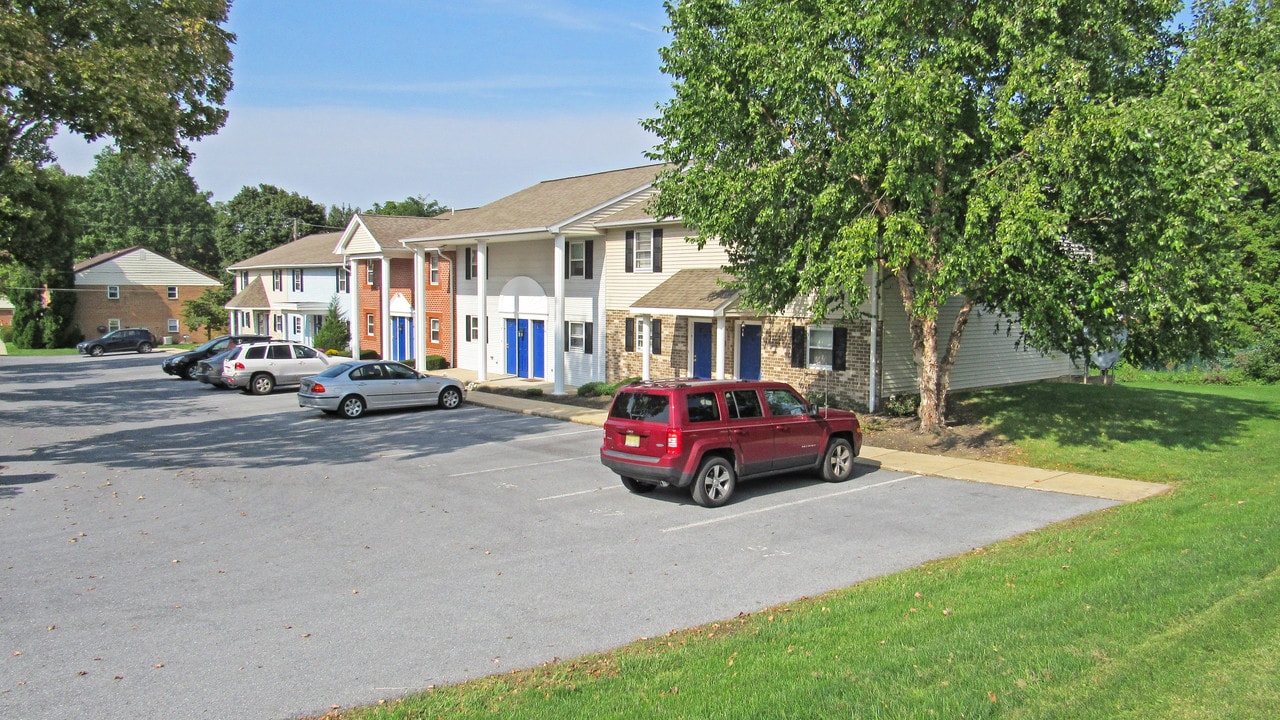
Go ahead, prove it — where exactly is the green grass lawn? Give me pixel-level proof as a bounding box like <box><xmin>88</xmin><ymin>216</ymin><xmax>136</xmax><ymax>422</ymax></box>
<box><xmin>329</xmin><ymin>380</ymin><xmax>1280</xmax><ymax>720</ymax></box>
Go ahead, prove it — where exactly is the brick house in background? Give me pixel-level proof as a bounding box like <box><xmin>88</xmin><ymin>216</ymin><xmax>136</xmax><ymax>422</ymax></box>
<box><xmin>334</xmin><ymin>213</ymin><xmax>464</xmax><ymax>363</ymax></box>
<box><xmin>73</xmin><ymin>247</ymin><xmax>222</xmax><ymax>343</ymax></box>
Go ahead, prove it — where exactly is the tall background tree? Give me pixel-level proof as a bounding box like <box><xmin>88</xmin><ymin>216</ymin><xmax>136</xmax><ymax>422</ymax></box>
<box><xmin>0</xmin><ymin>0</ymin><xmax>233</xmax><ymax>171</ymax></box>
<box><xmin>645</xmin><ymin>0</ymin><xmax>1270</xmax><ymax>431</ymax></box>
<box><xmin>215</xmin><ymin>184</ymin><xmax>325</xmax><ymax>266</ymax></box>
<box><xmin>71</xmin><ymin>149</ymin><xmax>219</xmax><ymax>272</ymax></box>
<box><xmin>1</xmin><ymin>0</ymin><xmax>233</xmax><ymax>346</ymax></box>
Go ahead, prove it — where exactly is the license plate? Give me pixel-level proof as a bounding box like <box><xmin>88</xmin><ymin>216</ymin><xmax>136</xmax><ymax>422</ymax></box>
<box><xmin>624</xmin><ymin>434</ymin><xmax>640</xmax><ymax>448</ymax></box>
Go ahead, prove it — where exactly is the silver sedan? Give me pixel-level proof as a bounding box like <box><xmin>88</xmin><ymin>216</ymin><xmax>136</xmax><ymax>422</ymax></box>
<box><xmin>297</xmin><ymin>360</ymin><xmax>466</xmax><ymax>418</ymax></box>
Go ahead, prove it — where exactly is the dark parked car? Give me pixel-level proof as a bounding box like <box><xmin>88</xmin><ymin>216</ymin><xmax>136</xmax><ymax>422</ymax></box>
<box><xmin>162</xmin><ymin>334</ymin><xmax>270</xmax><ymax>380</ymax></box>
<box><xmin>600</xmin><ymin>379</ymin><xmax>863</xmax><ymax>507</ymax></box>
<box><xmin>76</xmin><ymin>328</ymin><xmax>160</xmax><ymax>356</ymax></box>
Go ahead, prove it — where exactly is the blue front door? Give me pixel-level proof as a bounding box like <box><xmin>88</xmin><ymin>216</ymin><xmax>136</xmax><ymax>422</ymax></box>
<box><xmin>739</xmin><ymin>324</ymin><xmax>762</xmax><ymax>380</ymax></box>
<box><xmin>531</xmin><ymin>320</ymin><xmax>545</xmax><ymax>378</ymax></box>
<box><xmin>693</xmin><ymin>322</ymin><xmax>713</xmax><ymax>379</ymax></box>
<box><xmin>505</xmin><ymin>319</ymin><xmax>530</xmax><ymax>377</ymax></box>
<box><xmin>392</xmin><ymin>318</ymin><xmax>413</xmax><ymax>361</ymax></box>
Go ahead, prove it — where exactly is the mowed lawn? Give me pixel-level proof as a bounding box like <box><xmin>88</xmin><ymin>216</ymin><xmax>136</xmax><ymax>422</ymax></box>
<box><xmin>329</xmin><ymin>381</ymin><xmax>1280</xmax><ymax>720</ymax></box>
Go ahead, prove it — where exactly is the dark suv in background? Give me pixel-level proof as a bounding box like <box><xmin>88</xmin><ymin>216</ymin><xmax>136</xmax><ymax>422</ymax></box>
<box><xmin>76</xmin><ymin>328</ymin><xmax>160</xmax><ymax>356</ymax></box>
<box><xmin>162</xmin><ymin>334</ymin><xmax>270</xmax><ymax>380</ymax></box>
<box><xmin>600</xmin><ymin>379</ymin><xmax>863</xmax><ymax>507</ymax></box>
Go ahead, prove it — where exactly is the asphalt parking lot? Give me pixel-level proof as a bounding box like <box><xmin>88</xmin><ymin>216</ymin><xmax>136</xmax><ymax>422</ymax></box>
<box><xmin>0</xmin><ymin>353</ymin><xmax>1118</xmax><ymax>720</ymax></box>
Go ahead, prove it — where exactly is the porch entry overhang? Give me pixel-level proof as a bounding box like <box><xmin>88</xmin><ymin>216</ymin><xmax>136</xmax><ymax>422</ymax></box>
<box><xmin>629</xmin><ymin>268</ymin><xmax>740</xmax><ymax>317</ymax></box>
<box><xmin>627</xmin><ymin>269</ymin><xmax>743</xmax><ymax>381</ymax></box>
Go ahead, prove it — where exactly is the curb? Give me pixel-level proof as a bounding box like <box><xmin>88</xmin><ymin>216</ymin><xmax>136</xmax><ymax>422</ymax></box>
<box><xmin>464</xmin><ymin>390</ymin><xmax>1172</xmax><ymax>504</ymax></box>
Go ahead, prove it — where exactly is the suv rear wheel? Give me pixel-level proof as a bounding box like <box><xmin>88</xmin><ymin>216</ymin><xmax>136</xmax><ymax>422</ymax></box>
<box><xmin>821</xmin><ymin>438</ymin><xmax>855</xmax><ymax>482</ymax></box>
<box><xmin>691</xmin><ymin>456</ymin><xmax>736</xmax><ymax>508</ymax></box>
<box><xmin>249</xmin><ymin>373</ymin><xmax>275</xmax><ymax>395</ymax></box>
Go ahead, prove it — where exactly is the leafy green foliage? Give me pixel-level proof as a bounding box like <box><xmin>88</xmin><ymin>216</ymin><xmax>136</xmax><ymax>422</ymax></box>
<box><xmin>181</xmin><ymin>285</ymin><xmax>232</xmax><ymax>341</ymax></box>
<box><xmin>70</xmin><ymin>149</ymin><xmax>219</xmax><ymax>273</ymax></box>
<box><xmin>368</xmin><ymin>195</ymin><xmax>445</xmax><ymax>217</ymax></box>
<box><xmin>643</xmin><ymin>0</ymin><xmax>1273</xmax><ymax>431</ymax></box>
<box><xmin>311</xmin><ymin>296</ymin><xmax>350</xmax><ymax>353</ymax></box>
<box><xmin>214</xmin><ymin>184</ymin><xmax>325</xmax><ymax>266</ymax></box>
<box><xmin>0</xmin><ymin>0</ymin><xmax>233</xmax><ymax>169</ymax></box>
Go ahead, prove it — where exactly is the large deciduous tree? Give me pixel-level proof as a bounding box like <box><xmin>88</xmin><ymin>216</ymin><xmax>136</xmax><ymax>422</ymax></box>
<box><xmin>71</xmin><ymin>149</ymin><xmax>219</xmax><ymax>273</ymax></box>
<box><xmin>645</xmin><ymin>0</ymin><xmax>1260</xmax><ymax>432</ymax></box>
<box><xmin>215</xmin><ymin>184</ymin><xmax>325</xmax><ymax>266</ymax></box>
<box><xmin>0</xmin><ymin>0</ymin><xmax>234</xmax><ymax>170</ymax></box>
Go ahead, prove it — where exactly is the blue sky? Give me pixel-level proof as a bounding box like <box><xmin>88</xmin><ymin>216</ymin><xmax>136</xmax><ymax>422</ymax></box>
<box><xmin>51</xmin><ymin>1</ymin><xmax>674</xmax><ymax>211</ymax></box>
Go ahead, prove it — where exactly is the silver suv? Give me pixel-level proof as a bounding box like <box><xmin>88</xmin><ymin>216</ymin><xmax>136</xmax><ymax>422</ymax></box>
<box><xmin>222</xmin><ymin>341</ymin><xmax>344</xmax><ymax>395</ymax></box>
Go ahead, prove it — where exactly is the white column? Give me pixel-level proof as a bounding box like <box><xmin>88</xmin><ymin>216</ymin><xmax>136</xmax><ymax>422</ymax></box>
<box><xmin>715</xmin><ymin>315</ymin><xmax>727</xmax><ymax>379</ymax></box>
<box><xmin>476</xmin><ymin>241</ymin><xmax>488</xmax><ymax>381</ymax></box>
<box><xmin>641</xmin><ymin>315</ymin><xmax>652</xmax><ymax>381</ymax></box>
<box><xmin>412</xmin><ymin>248</ymin><xmax>427</xmax><ymax>372</ymax></box>
<box><xmin>552</xmin><ymin>234</ymin><xmax>566</xmax><ymax>395</ymax></box>
<box><xmin>348</xmin><ymin>258</ymin><xmax>360</xmax><ymax>357</ymax></box>
<box><xmin>380</xmin><ymin>257</ymin><xmax>392</xmax><ymax>360</ymax></box>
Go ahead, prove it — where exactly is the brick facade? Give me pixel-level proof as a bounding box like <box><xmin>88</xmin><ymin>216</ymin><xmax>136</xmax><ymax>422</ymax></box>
<box><xmin>605</xmin><ymin>310</ymin><xmax>877</xmax><ymax>411</ymax></box>
<box><xmin>358</xmin><ymin>260</ymin><xmax>382</xmax><ymax>356</ymax></box>
<box><xmin>422</xmin><ymin>251</ymin><xmax>455</xmax><ymax>364</ymax></box>
<box><xmin>75</xmin><ymin>284</ymin><xmax>210</xmax><ymax>343</ymax></box>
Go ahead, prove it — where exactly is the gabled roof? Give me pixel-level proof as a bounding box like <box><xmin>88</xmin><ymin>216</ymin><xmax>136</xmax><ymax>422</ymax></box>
<box><xmin>631</xmin><ymin>268</ymin><xmax>740</xmax><ymax>317</ymax></box>
<box><xmin>74</xmin><ymin>247</ymin><xmax>143</xmax><ymax>273</ymax></box>
<box><xmin>74</xmin><ymin>246</ymin><xmax>221</xmax><ymax>284</ymax></box>
<box><xmin>404</xmin><ymin>164</ymin><xmax>668</xmax><ymax>242</ymax></box>
<box><xmin>227</xmin><ymin>231</ymin><xmax>347</xmax><ymax>271</ymax></box>
<box><xmin>225</xmin><ymin>277</ymin><xmax>269</xmax><ymax>310</ymax></box>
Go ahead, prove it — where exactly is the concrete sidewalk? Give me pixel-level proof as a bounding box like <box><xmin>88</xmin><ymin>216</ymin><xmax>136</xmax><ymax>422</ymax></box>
<box><xmin>438</xmin><ymin>368</ymin><xmax>1171</xmax><ymax>504</ymax></box>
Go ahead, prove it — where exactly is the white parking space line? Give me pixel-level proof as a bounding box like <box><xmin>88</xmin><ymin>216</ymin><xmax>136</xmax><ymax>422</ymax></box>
<box><xmin>538</xmin><ymin>485</ymin><xmax>625</xmax><ymax>501</ymax></box>
<box><xmin>445</xmin><ymin>455</ymin><xmax>599</xmax><ymax>478</ymax></box>
<box><xmin>661</xmin><ymin>475</ymin><xmax>920</xmax><ymax>533</ymax></box>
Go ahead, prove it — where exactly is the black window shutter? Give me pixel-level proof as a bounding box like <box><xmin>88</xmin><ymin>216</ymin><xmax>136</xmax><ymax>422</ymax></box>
<box><xmin>584</xmin><ymin>322</ymin><xmax>593</xmax><ymax>354</ymax></box>
<box><xmin>652</xmin><ymin>228</ymin><xmax>663</xmax><ymax>273</ymax></box>
<box><xmin>564</xmin><ymin>321</ymin><xmax>570</xmax><ymax>352</ymax></box>
<box><xmin>833</xmin><ymin>327</ymin><xmax>848</xmax><ymax>371</ymax></box>
<box><xmin>584</xmin><ymin>240</ymin><xmax>594</xmax><ymax>279</ymax></box>
<box><xmin>624</xmin><ymin>231</ymin><xmax>634</xmax><ymax>273</ymax></box>
<box><xmin>791</xmin><ymin>325</ymin><xmax>806</xmax><ymax>368</ymax></box>
<box><xmin>651</xmin><ymin>318</ymin><xmax>662</xmax><ymax>355</ymax></box>
<box><xmin>625</xmin><ymin>317</ymin><xmax>635</xmax><ymax>352</ymax></box>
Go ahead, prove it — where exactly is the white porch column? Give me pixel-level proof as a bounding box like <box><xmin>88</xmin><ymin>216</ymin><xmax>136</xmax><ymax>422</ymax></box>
<box><xmin>347</xmin><ymin>258</ymin><xmax>360</xmax><ymax>357</ymax></box>
<box><xmin>476</xmin><ymin>241</ymin><xmax>488</xmax><ymax>381</ymax></box>
<box><xmin>552</xmin><ymin>234</ymin><xmax>566</xmax><ymax>395</ymax></box>
<box><xmin>715</xmin><ymin>315</ymin><xmax>727</xmax><ymax>379</ymax></box>
<box><xmin>412</xmin><ymin>248</ymin><xmax>427</xmax><ymax>372</ymax></box>
<box><xmin>380</xmin><ymin>257</ymin><xmax>392</xmax><ymax>360</ymax></box>
<box><xmin>641</xmin><ymin>315</ymin><xmax>652</xmax><ymax>381</ymax></box>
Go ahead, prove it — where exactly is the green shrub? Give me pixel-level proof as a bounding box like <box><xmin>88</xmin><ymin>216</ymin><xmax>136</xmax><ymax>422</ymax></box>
<box><xmin>882</xmin><ymin>393</ymin><xmax>920</xmax><ymax>417</ymax></box>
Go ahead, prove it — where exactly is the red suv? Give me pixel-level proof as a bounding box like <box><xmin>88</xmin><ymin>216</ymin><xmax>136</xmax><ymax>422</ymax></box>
<box><xmin>600</xmin><ymin>379</ymin><xmax>863</xmax><ymax>507</ymax></box>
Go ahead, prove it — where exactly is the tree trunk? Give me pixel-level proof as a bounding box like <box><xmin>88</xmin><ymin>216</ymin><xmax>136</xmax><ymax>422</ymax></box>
<box><xmin>896</xmin><ymin>271</ymin><xmax>974</xmax><ymax>435</ymax></box>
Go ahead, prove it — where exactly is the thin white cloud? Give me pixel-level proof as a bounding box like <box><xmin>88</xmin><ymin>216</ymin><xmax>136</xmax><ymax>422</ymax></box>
<box><xmin>53</xmin><ymin>106</ymin><xmax>660</xmax><ymax>211</ymax></box>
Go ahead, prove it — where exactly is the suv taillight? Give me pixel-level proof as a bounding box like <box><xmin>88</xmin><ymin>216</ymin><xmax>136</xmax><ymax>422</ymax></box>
<box><xmin>666</xmin><ymin>429</ymin><xmax>682</xmax><ymax>455</ymax></box>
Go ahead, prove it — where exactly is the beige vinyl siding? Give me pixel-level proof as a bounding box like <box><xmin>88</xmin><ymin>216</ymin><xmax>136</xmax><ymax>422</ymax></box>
<box><xmin>879</xmin><ymin>283</ymin><xmax>1078</xmax><ymax>396</ymax></box>
<box><xmin>77</xmin><ymin>249</ymin><xmax>220</xmax><ymax>287</ymax></box>
<box><xmin>604</xmin><ymin>225</ymin><xmax>729</xmax><ymax>310</ymax></box>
